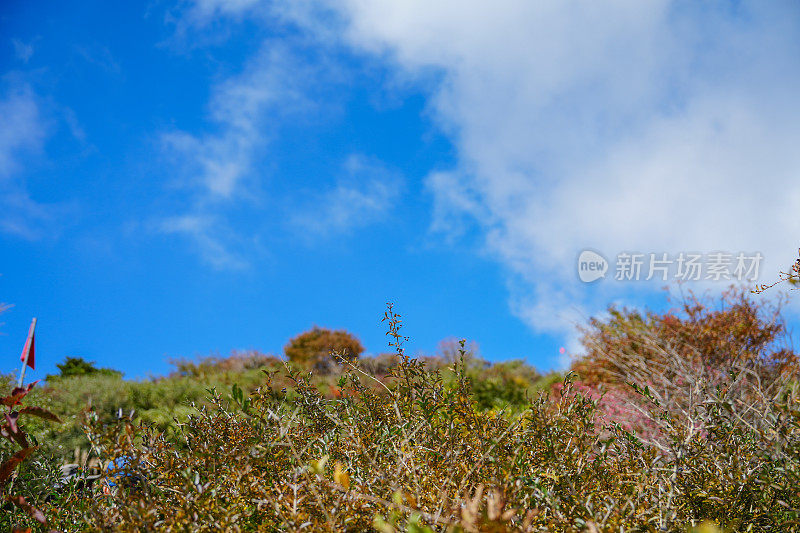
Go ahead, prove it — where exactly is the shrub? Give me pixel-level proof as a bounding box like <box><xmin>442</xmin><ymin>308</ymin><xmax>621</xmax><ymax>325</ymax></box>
<box><xmin>43</xmin><ymin>354</ymin><xmax>283</xmax><ymax>452</ymax></box>
<box><xmin>284</xmin><ymin>326</ymin><xmax>364</xmax><ymax>372</ymax></box>
<box><xmin>469</xmin><ymin>359</ymin><xmax>540</xmax><ymax>411</ymax></box>
<box><xmin>0</xmin><ymin>380</ymin><xmax>62</xmax><ymax>532</ymax></box>
<box><xmin>437</xmin><ymin>337</ymin><xmax>480</xmax><ymax>364</ymax></box>
<box><xmin>573</xmin><ymin>286</ymin><xmax>794</xmax><ymax>387</ymax></box>
<box><xmin>44</xmin><ymin>303</ymin><xmax>800</xmax><ymax>531</ymax></box>
<box><xmin>570</xmin><ymin>286</ymin><xmax>798</xmax><ymax>443</ymax></box>
<box><xmin>46</xmin><ymin>356</ymin><xmax>122</xmax><ymax>381</ymax></box>
<box><xmin>169</xmin><ymin>351</ymin><xmax>281</xmax><ymax>379</ymax></box>
<box><xmin>358</xmin><ymin>353</ymin><xmax>399</xmax><ymax>376</ymax></box>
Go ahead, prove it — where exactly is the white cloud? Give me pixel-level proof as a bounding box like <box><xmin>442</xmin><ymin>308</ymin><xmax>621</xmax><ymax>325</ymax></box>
<box><xmin>280</xmin><ymin>0</ymin><xmax>800</xmax><ymax>346</ymax></box>
<box><xmin>0</xmin><ymin>79</ymin><xmax>52</xmax><ymax>238</ymax></box>
<box><xmin>0</xmin><ymin>81</ymin><xmax>45</xmax><ymax>177</ymax></box>
<box><xmin>289</xmin><ymin>154</ymin><xmax>403</xmax><ymax>237</ymax></box>
<box><xmin>158</xmin><ymin>41</ymin><xmax>322</xmax><ymax>266</ymax></box>
<box><xmin>158</xmin><ymin>214</ymin><xmax>249</xmax><ymax>270</ymax></box>
<box><xmin>75</xmin><ymin>43</ymin><xmax>121</xmax><ymax>75</ymax></box>
<box><xmin>11</xmin><ymin>39</ymin><xmax>34</xmax><ymax>63</ymax></box>
<box><xmin>181</xmin><ymin>0</ymin><xmax>265</xmax><ymax>23</ymax></box>
<box><xmin>0</xmin><ymin>191</ymin><xmax>52</xmax><ymax>239</ymax></box>
<box><xmin>162</xmin><ymin>43</ymin><xmax>312</xmax><ymax>201</ymax></box>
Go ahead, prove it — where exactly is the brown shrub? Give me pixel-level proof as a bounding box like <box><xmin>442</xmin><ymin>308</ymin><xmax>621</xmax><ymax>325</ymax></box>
<box><xmin>284</xmin><ymin>326</ymin><xmax>364</xmax><ymax>372</ymax></box>
<box><xmin>574</xmin><ymin>286</ymin><xmax>794</xmax><ymax>387</ymax></box>
<box><xmin>170</xmin><ymin>350</ymin><xmax>282</xmax><ymax>378</ymax></box>
<box><xmin>570</xmin><ymin>286</ymin><xmax>798</xmax><ymax>447</ymax></box>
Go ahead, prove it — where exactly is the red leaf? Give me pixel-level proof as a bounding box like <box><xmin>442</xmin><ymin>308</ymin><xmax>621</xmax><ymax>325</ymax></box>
<box><xmin>0</xmin><ymin>381</ymin><xmax>39</xmax><ymax>407</ymax></box>
<box><xmin>0</xmin><ymin>446</ymin><xmax>38</xmax><ymax>484</ymax></box>
<box><xmin>6</xmin><ymin>411</ymin><xmax>19</xmax><ymax>433</ymax></box>
<box><xmin>0</xmin><ymin>420</ymin><xmax>29</xmax><ymax>449</ymax></box>
<box><xmin>18</xmin><ymin>406</ymin><xmax>61</xmax><ymax>423</ymax></box>
<box><xmin>7</xmin><ymin>495</ymin><xmax>47</xmax><ymax>525</ymax></box>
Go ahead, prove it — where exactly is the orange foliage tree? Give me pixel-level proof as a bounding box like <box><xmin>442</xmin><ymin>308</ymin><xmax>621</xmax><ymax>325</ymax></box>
<box><xmin>568</xmin><ymin>286</ymin><xmax>798</xmax><ymax>443</ymax></box>
<box><xmin>284</xmin><ymin>326</ymin><xmax>364</xmax><ymax>371</ymax></box>
<box><xmin>572</xmin><ymin>286</ymin><xmax>796</xmax><ymax>388</ymax></box>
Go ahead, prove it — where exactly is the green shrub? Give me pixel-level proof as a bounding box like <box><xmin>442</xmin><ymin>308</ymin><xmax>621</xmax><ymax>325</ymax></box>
<box><xmin>46</xmin><ymin>356</ymin><xmax>122</xmax><ymax>381</ymax></box>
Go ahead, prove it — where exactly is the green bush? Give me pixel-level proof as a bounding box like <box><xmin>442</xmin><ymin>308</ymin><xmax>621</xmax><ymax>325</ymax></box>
<box><xmin>468</xmin><ymin>361</ymin><xmax>531</xmax><ymax>410</ymax></box>
<box><xmin>46</xmin><ymin>356</ymin><xmax>122</xmax><ymax>381</ymax></box>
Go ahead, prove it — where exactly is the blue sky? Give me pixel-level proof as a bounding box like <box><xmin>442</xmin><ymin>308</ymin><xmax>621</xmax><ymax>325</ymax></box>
<box><xmin>1</xmin><ymin>1</ymin><xmax>799</xmax><ymax>380</ymax></box>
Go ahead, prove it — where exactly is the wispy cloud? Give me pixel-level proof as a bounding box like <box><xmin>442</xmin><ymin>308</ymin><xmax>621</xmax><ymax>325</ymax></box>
<box><xmin>157</xmin><ymin>214</ymin><xmax>249</xmax><ymax>270</ymax></box>
<box><xmin>161</xmin><ymin>43</ymin><xmax>311</xmax><ymax>201</ymax></box>
<box><xmin>0</xmin><ymin>78</ymin><xmax>53</xmax><ymax>238</ymax></box>
<box><xmin>182</xmin><ymin>0</ymin><xmax>265</xmax><ymax>23</ymax></box>
<box><xmin>11</xmin><ymin>39</ymin><xmax>34</xmax><ymax>63</ymax></box>
<box><xmin>166</xmin><ymin>0</ymin><xmax>274</xmax><ymax>46</ymax></box>
<box><xmin>156</xmin><ymin>39</ymin><xmax>326</xmax><ymax>267</ymax></box>
<box><xmin>0</xmin><ymin>81</ymin><xmax>45</xmax><ymax>177</ymax></box>
<box><xmin>162</xmin><ymin>41</ymin><xmax>313</xmax><ymax>201</ymax></box>
<box><xmin>289</xmin><ymin>154</ymin><xmax>403</xmax><ymax>238</ymax></box>
<box><xmin>74</xmin><ymin>43</ymin><xmax>122</xmax><ymax>75</ymax></box>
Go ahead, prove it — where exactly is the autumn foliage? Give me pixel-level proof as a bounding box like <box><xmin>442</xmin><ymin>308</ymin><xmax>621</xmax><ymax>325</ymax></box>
<box><xmin>568</xmin><ymin>287</ymin><xmax>799</xmax><ymax>450</ymax></box>
<box><xmin>284</xmin><ymin>326</ymin><xmax>365</xmax><ymax>371</ymax></box>
<box><xmin>0</xmin><ymin>381</ymin><xmax>61</xmax><ymax>531</ymax></box>
<box><xmin>572</xmin><ymin>286</ymin><xmax>795</xmax><ymax>387</ymax></box>
<box><xmin>2</xmin><ymin>296</ymin><xmax>799</xmax><ymax>531</ymax></box>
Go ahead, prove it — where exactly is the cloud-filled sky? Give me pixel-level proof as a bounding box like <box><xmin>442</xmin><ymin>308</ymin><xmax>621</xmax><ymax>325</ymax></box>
<box><xmin>1</xmin><ymin>0</ymin><xmax>798</xmax><ymax>379</ymax></box>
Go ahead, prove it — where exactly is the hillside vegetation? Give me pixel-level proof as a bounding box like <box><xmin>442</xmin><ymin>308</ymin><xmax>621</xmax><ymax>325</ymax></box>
<box><xmin>2</xmin><ymin>289</ymin><xmax>799</xmax><ymax>532</ymax></box>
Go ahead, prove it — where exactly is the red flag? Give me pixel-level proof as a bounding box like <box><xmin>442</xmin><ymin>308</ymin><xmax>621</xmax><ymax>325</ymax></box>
<box><xmin>20</xmin><ymin>319</ymin><xmax>36</xmax><ymax>370</ymax></box>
